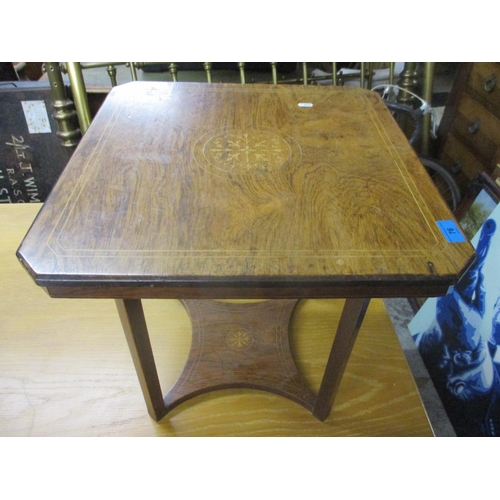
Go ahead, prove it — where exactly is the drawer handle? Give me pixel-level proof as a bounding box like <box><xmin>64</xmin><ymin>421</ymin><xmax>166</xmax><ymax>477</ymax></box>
<box><xmin>469</xmin><ymin>119</ymin><xmax>480</xmax><ymax>134</ymax></box>
<box><xmin>485</xmin><ymin>74</ymin><xmax>497</xmax><ymax>92</ymax></box>
<box><xmin>452</xmin><ymin>161</ymin><xmax>462</xmax><ymax>174</ymax></box>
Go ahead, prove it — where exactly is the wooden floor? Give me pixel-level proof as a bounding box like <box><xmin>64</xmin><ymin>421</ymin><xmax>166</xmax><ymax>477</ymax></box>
<box><xmin>0</xmin><ymin>204</ymin><xmax>433</xmax><ymax>436</ymax></box>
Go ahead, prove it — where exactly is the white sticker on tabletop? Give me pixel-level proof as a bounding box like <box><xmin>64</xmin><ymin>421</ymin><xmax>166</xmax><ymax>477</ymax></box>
<box><xmin>21</xmin><ymin>100</ymin><xmax>52</xmax><ymax>134</ymax></box>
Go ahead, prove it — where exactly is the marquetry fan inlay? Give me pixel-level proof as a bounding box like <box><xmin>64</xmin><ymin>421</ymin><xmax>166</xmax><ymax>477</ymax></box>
<box><xmin>226</xmin><ymin>329</ymin><xmax>254</xmax><ymax>351</ymax></box>
<box><xmin>194</xmin><ymin>128</ymin><xmax>302</xmax><ymax>176</ymax></box>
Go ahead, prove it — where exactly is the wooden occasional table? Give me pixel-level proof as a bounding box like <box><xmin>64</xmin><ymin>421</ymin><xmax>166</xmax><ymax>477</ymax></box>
<box><xmin>17</xmin><ymin>82</ymin><xmax>475</xmax><ymax>423</ymax></box>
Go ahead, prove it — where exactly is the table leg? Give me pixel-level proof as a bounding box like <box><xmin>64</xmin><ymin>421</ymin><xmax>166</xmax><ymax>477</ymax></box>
<box><xmin>115</xmin><ymin>299</ymin><xmax>167</xmax><ymax>421</ymax></box>
<box><xmin>313</xmin><ymin>298</ymin><xmax>371</xmax><ymax>421</ymax></box>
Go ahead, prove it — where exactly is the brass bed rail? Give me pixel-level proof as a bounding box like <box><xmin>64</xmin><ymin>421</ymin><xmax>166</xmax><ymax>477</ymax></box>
<box><xmin>45</xmin><ymin>62</ymin><xmax>435</xmax><ymax>155</ymax></box>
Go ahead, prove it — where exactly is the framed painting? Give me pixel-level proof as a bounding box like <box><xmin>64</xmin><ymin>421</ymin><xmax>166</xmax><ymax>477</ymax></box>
<box><xmin>455</xmin><ymin>172</ymin><xmax>500</xmax><ymax>239</ymax></box>
<box><xmin>408</xmin><ymin>200</ymin><xmax>500</xmax><ymax>436</ymax></box>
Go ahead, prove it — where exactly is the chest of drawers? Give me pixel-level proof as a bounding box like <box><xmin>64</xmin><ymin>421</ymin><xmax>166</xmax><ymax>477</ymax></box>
<box><xmin>438</xmin><ymin>62</ymin><xmax>500</xmax><ymax>193</ymax></box>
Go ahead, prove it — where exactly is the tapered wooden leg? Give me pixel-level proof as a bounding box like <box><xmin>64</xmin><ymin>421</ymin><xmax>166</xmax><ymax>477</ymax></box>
<box><xmin>313</xmin><ymin>298</ymin><xmax>371</xmax><ymax>421</ymax></box>
<box><xmin>115</xmin><ymin>299</ymin><xmax>167</xmax><ymax>421</ymax></box>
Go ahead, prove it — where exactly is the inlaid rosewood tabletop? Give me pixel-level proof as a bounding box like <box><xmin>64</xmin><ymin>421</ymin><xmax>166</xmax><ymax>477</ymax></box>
<box><xmin>17</xmin><ymin>82</ymin><xmax>476</xmax><ymax>422</ymax></box>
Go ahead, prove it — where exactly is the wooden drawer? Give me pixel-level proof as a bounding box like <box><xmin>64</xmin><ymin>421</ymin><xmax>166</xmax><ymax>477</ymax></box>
<box><xmin>452</xmin><ymin>91</ymin><xmax>500</xmax><ymax>164</ymax></box>
<box><xmin>440</xmin><ymin>133</ymin><xmax>486</xmax><ymax>192</ymax></box>
<box><xmin>467</xmin><ymin>62</ymin><xmax>500</xmax><ymax>116</ymax></box>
